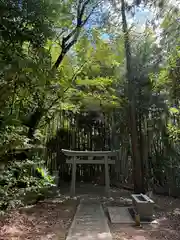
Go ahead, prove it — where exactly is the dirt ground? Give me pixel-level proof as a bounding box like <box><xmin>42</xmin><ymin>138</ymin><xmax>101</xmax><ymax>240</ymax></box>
<box><xmin>1</xmin><ymin>185</ymin><xmax>180</xmax><ymax>240</ymax></box>
<box><xmin>0</xmin><ymin>198</ymin><xmax>79</xmax><ymax>240</ymax></box>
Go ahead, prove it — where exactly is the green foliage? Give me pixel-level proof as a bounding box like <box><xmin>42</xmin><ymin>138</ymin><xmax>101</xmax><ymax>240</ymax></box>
<box><xmin>0</xmin><ymin>122</ymin><xmax>30</xmax><ymax>160</ymax></box>
<box><xmin>0</xmin><ymin>0</ymin><xmax>59</xmax><ymax>211</ymax></box>
<box><xmin>0</xmin><ymin>0</ymin><xmax>180</xmax><ymax>201</ymax></box>
<box><xmin>0</xmin><ymin>156</ymin><xmax>55</xmax><ymax>212</ymax></box>
<box><xmin>0</xmin><ymin>0</ymin><xmax>57</xmax><ymax>46</ymax></box>
<box><xmin>36</xmin><ymin>166</ymin><xmax>54</xmax><ymax>184</ymax></box>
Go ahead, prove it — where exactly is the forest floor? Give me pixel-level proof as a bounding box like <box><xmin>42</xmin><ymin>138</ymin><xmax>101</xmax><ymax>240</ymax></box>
<box><xmin>0</xmin><ymin>185</ymin><xmax>180</xmax><ymax>240</ymax></box>
<box><xmin>0</xmin><ymin>198</ymin><xmax>79</xmax><ymax>240</ymax></box>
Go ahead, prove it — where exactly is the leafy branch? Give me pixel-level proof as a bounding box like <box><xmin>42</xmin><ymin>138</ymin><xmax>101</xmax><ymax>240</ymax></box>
<box><xmin>53</xmin><ymin>0</ymin><xmax>99</xmax><ymax>69</ymax></box>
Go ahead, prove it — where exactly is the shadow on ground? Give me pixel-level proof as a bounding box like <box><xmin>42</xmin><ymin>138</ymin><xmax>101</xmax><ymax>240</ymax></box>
<box><xmin>0</xmin><ymin>199</ymin><xmax>78</xmax><ymax>240</ymax></box>
<box><xmin>1</xmin><ymin>184</ymin><xmax>180</xmax><ymax>240</ymax></box>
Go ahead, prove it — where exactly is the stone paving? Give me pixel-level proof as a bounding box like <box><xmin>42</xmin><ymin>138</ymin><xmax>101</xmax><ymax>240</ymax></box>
<box><xmin>108</xmin><ymin>207</ymin><xmax>135</xmax><ymax>224</ymax></box>
<box><xmin>66</xmin><ymin>200</ymin><xmax>112</xmax><ymax>240</ymax></box>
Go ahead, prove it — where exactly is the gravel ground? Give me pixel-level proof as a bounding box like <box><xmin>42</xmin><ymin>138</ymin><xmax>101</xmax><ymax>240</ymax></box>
<box><xmin>1</xmin><ymin>185</ymin><xmax>180</xmax><ymax>240</ymax></box>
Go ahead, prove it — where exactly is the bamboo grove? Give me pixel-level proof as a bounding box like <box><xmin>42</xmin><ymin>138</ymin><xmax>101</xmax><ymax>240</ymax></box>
<box><xmin>0</xmin><ymin>0</ymin><xmax>179</xmax><ymax>210</ymax></box>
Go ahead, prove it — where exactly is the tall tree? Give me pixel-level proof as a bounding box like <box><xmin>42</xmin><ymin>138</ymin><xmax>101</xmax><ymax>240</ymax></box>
<box><xmin>109</xmin><ymin>0</ymin><xmax>175</xmax><ymax>192</ymax></box>
<box><xmin>120</xmin><ymin>0</ymin><xmax>143</xmax><ymax>192</ymax></box>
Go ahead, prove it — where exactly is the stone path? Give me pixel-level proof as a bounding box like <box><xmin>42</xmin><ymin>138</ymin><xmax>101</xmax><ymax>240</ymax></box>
<box><xmin>66</xmin><ymin>200</ymin><xmax>112</xmax><ymax>240</ymax></box>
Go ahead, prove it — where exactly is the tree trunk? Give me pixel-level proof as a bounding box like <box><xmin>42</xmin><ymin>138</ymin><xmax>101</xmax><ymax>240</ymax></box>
<box><xmin>121</xmin><ymin>0</ymin><xmax>144</xmax><ymax>193</ymax></box>
<box><xmin>24</xmin><ymin>106</ymin><xmax>44</xmax><ymax>139</ymax></box>
<box><xmin>138</xmin><ymin>106</ymin><xmax>146</xmax><ymax>192</ymax></box>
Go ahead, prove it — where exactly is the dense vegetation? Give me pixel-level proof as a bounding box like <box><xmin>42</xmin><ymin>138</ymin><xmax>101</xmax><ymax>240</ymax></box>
<box><xmin>0</xmin><ymin>0</ymin><xmax>179</xmax><ymax>211</ymax></box>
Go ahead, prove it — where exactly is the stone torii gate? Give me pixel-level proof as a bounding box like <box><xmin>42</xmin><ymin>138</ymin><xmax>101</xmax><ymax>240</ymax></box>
<box><xmin>62</xmin><ymin>149</ymin><xmax>118</xmax><ymax>196</ymax></box>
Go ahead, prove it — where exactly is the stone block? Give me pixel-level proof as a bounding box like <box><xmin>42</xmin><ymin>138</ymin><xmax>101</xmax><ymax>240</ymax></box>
<box><xmin>131</xmin><ymin>194</ymin><xmax>154</xmax><ymax>220</ymax></box>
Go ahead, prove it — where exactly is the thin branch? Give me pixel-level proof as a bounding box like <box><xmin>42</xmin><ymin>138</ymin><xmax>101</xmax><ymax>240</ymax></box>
<box><xmin>63</xmin><ymin>27</ymin><xmax>77</xmax><ymax>43</ymax></box>
<box><xmin>78</xmin><ymin>0</ymin><xmax>90</xmax><ymax>23</ymax></box>
<box><xmin>45</xmin><ymin>61</ymin><xmax>87</xmax><ymax>112</ymax></box>
<box><xmin>71</xmin><ymin>60</ymin><xmax>88</xmax><ymax>84</ymax></box>
<box><xmin>82</xmin><ymin>4</ymin><xmax>98</xmax><ymax>25</ymax></box>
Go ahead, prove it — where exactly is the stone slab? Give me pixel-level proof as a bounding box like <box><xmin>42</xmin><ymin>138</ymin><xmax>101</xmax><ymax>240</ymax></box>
<box><xmin>108</xmin><ymin>207</ymin><xmax>134</xmax><ymax>224</ymax></box>
<box><xmin>66</xmin><ymin>202</ymin><xmax>112</xmax><ymax>240</ymax></box>
<box><xmin>108</xmin><ymin>207</ymin><xmax>158</xmax><ymax>225</ymax></box>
